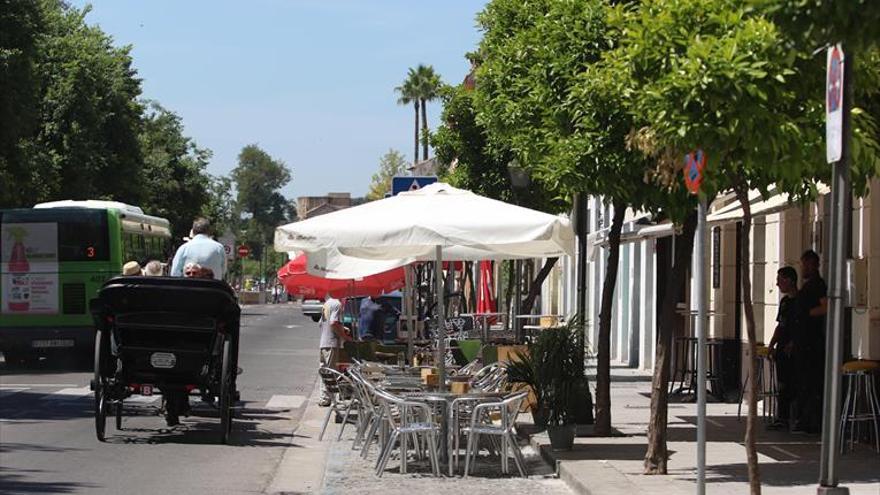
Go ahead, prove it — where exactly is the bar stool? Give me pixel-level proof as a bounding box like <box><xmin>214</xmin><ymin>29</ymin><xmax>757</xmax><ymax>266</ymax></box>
<box><xmin>738</xmin><ymin>345</ymin><xmax>777</xmax><ymax>420</ymax></box>
<box><xmin>670</xmin><ymin>337</ymin><xmax>695</xmax><ymax>395</ymax></box>
<box><xmin>839</xmin><ymin>360</ymin><xmax>880</xmax><ymax>453</ymax></box>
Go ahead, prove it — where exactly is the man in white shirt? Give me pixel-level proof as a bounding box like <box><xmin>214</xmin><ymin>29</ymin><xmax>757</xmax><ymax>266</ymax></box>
<box><xmin>318</xmin><ymin>296</ymin><xmax>350</xmax><ymax>406</ymax></box>
<box><xmin>170</xmin><ymin>217</ymin><xmax>227</xmax><ymax>281</ymax></box>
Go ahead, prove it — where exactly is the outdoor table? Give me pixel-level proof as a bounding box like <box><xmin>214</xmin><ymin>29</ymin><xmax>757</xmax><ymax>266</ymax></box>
<box><xmin>401</xmin><ymin>390</ymin><xmax>507</xmax><ymax>475</ymax></box>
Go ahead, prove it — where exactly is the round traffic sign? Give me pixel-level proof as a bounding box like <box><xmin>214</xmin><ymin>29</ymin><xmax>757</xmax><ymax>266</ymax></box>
<box><xmin>827</xmin><ymin>45</ymin><xmax>843</xmax><ymax>113</ymax></box>
<box><xmin>237</xmin><ymin>245</ymin><xmax>250</xmax><ymax>258</ymax></box>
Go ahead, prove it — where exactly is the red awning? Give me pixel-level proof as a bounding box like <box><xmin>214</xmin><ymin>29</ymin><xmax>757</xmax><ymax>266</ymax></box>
<box><xmin>277</xmin><ymin>253</ymin><xmax>405</xmax><ymax>299</ymax></box>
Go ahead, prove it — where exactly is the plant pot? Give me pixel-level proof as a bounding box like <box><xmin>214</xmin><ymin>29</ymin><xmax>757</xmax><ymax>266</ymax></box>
<box><xmin>547</xmin><ymin>424</ymin><xmax>576</xmax><ymax>451</ymax></box>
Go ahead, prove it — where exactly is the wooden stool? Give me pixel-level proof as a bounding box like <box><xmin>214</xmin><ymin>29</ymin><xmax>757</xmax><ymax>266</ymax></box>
<box><xmin>839</xmin><ymin>360</ymin><xmax>880</xmax><ymax>453</ymax></box>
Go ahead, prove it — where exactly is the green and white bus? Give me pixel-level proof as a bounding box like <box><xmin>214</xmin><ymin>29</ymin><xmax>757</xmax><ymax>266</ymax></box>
<box><xmin>0</xmin><ymin>200</ymin><xmax>171</xmax><ymax>364</ymax></box>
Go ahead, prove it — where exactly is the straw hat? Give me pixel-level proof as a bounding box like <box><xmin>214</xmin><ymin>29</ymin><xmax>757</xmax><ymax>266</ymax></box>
<box><xmin>122</xmin><ymin>261</ymin><xmax>142</xmax><ymax>276</ymax></box>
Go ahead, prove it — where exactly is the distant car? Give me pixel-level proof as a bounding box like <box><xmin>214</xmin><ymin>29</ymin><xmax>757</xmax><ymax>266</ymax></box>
<box><xmin>301</xmin><ymin>299</ymin><xmax>323</xmax><ymax>322</ymax></box>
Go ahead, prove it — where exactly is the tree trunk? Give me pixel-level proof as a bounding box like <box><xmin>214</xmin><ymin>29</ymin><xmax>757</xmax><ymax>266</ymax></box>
<box><xmin>413</xmin><ymin>101</ymin><xmax>420</xmax><ymax>165</ymax></box>
<box><xmin>520</xmin><ymin>257</ymin><xmax>559</xmax><ymax>315</ymax></box>
<box><xmin>644</xmin><ymin>210</ymin><xmax>698</xmax><ymax>474</ymax></box>
<box><xmin>420</xmin><ymin>98</ymin><xmax>429</xmax><ymax>161</ymax></box>
<box><xmin>735</xmin><ymin>185</ymin><xmax>762</xmax><ymax>494</ymax></box>
<box><xmin>594</xmin><ymin>200</ymin><xmax>627</xmax><ymax>436</ymax></box>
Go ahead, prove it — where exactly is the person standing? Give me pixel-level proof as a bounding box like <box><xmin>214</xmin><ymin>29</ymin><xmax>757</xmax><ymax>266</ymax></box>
<box><xmin>318</xmin><ymin>295</ymin><xmax>350</xmax><ymax>406</ymax></box>
<box><xmin>170</xmin><ymin>217</ymin><xmax>226</xmax><ymax>281</ymax></box>
<box><xmin>793</xmin><ymin>249</ymin><xmax>828</xmax><ymax>433</ymax></box>
<box><xmin>768</xmin><ymin>266</ymin><xmax>801</xmax><ymax>429</ymax></box>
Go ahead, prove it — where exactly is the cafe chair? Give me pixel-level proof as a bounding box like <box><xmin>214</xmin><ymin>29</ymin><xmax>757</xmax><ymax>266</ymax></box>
<box><xmin>317</xmin><ymin>367</ymin><xmax>358</xmax><ymax>441</ymax></box>
<box><xmin>373</xmin><ymin>389</ymin><xmax>442</xmax><ymax>477</ymax></box>
<box><xmin>462</xmin><ymin>391</ymin><xmax>529</xmax><ymax>478</ymax></box>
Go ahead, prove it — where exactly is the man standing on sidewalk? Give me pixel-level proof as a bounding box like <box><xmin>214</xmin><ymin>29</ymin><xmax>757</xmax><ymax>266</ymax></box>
<box><xmin>318</xmin><ymin>295</ymin><xmax>350</xmax><ymax>407</ymax></box>
<box><xmin>794</xmin><ymin>249</ymin><xmax>828</xmax><ymax>433</ymax></box>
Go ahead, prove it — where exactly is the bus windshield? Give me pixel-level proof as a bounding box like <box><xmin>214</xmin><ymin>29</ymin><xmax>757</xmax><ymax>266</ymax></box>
<box><xmin>0</xmin><ymin>209</ymin><xmax>110</xmax><ymax>262</ymax></box>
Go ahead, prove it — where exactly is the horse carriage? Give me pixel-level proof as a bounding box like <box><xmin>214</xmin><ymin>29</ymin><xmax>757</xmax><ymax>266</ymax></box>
<box><xmin>90</xmin><ymin>276</ymin><xmax>240</xmax><ymax>443</ymax></box>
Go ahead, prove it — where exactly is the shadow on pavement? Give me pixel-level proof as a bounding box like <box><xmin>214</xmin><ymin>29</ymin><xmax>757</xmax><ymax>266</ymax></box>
<box><xmin>0</xmin><ymin>467</ymin><xmax>99</xmax><ymax>494</ymax></box>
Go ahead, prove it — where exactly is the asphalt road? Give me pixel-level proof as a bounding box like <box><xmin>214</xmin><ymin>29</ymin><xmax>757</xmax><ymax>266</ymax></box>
<box><xmin>0</xmin><ymin>303</ymin><xmax>320</xmax><ymax>495</ymax></box>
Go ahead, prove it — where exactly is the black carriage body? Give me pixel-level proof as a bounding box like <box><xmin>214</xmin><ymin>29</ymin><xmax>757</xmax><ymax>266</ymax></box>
<box><xmin>90</xmin><ymin>276</ymin><xmax>240</xmax><ymax>443</ymax></box>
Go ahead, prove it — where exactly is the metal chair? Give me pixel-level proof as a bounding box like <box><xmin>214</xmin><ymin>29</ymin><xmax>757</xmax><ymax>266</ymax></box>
<box><xmin>373</xmin><ymin>389</ymin><xmax>442</xmax><ymax>477</ymax></box>
<box><xmin>462</xmin><ymin>391</ymin><xmax>529</xmax><ymax>478</ymax></box>
<box><xmin>737</xmin><ymin>345</ymin><xmax>777</xmax><ymax>420</ymax></box>
<box><xmin>839</xmin><ymin>360</ymin><xmax>880</xmax><ymax>453</ymax></box>
<box><xmin>317</xmin><ymin>367</ymin><xmax>358</xmax><ymax>441</ymax></box>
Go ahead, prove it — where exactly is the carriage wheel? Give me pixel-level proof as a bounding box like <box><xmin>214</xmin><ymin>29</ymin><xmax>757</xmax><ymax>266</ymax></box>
<box><xmin>219</xmin><ymin>338</ymin><xmax>234</xmax><ymax>444</ymax></box>
<box><xmin>94</xmin><ymin>329</ymin><xmax>109</xmax><ymax>442</ymax></box>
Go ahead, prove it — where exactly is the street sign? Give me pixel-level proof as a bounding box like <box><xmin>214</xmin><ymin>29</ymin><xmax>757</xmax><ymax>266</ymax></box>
<box><xmin>391</xmin><ymin>175</ymin><xmax>437</xmax><ymax>196</ymax></box>
<box><xmin>237</xmin><ymin>245</ymin><xmax>250</xmax><ymax>258</ymax></box>
<box><xmin>218</xmin><ymin>232</ymin><xmax>236</xmax><ymax>261</ymax></box>
<box><xmin>826</xmin><ymin>43</ymin><xmax>844</xmax><ymax>163</ymax></box>
<box><xmin>684</xmin><ymin>149</ymin><xmax>707</xmax><ymax>195</ymax></box>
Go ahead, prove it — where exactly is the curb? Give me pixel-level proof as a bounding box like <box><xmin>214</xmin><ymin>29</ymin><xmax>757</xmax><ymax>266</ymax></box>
<box><xmin>264</xmin><ymin>379</ymin><xmax>331</xmax><ymax>494</ymax></box>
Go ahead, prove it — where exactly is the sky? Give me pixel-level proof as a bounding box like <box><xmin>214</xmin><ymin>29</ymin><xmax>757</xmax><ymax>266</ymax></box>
<box><xmin>68</xmin><ymin>0</ymin><xmax>487</xmax><ymax>201</ymax></box>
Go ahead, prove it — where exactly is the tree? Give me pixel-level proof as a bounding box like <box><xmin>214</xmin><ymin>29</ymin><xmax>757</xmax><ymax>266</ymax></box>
<box><xmin>0</xmin><ymin>0</ymin><xmax>144</xmax><ymax>207</ymax></box>
<box><xmin>413</xmin><ymin>64</ymin><xmax>444</xmax><ymax>161</ymax></box>
<box><xmin>395</xmin><ymin>71</ymin><xmax>420</xmax><ymax>165</ymax></box>
<box><xmin>231</xmin><ymin>144</ymin><xmax>292</xmax><ymax>250</ymax></box>
<box><xmin>606</xmin><ymin>0</ymin><xmax>879</xmax><ymax>487</ymax></box>
<box><xmin>139</xmin><ymin>101</ymin><xmax>214</xmax><ymax>238</ymax></box>
<box><xmin>0</xmin><ymin>0</ymin><xmax>43</xmax><ymax>207</ymax></box>
<box><xmin>433</xmin><ymin>80</ymin><xmax>566</xmax><ymax>318</ymax></box>
<box><xmin>366</xmin><ymin>149</ymin><xmax>408</xmax><ymax>200</ymax></box>
<box><xmin>473</xmin><ymin>0</ymin><xmax>694</xmax><ymax>438</ymax></box>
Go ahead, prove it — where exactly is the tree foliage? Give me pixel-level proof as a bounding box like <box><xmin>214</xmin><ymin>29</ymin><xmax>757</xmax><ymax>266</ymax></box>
<box><xmin>0</xmin><ymin>0</ymin><xmax>144</xmax><ymax>207</ymax></box>
<box><xmin>232</xmin><ymin>144</ymin><xmax>293</xmax><ymax>248</ymax></box>
<box><xmin>139</xmin><ymin>101</ymin><xmax>214</xmax><ymax>238</ymax></box>
<box><xmin>366</xmin><ymin>149</ymin><xmax>408</xmax><ymax>200</ymax></box>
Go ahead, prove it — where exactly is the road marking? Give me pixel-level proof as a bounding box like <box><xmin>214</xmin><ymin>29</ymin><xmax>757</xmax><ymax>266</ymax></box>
<box><xmin>770</xmin><ymin>445</ymin><xmax>800</xmax><ymax>459</ymax></box>
<box><xmin>42</xmin><ymin>386</ymin><xmax>91</xmax><ymax>400</ymax></box>
<box><xmin>706</xmin><ymin>418</ymin><xmax>724</xmax><ymax>427</ymax></box>
<box><xmin>0</xmin><ymin>387</ymin><xmax>28</xmax><ymax>398</ymax></box>
<box><xmin>284</xmin><ymin>325</ymin><xmax>300</xmax><ymax>329</ymax></box>
<box><xmin>265</xmin><ymin>395</ymin><xmax>306</xmax><ymax>409</ymax></box>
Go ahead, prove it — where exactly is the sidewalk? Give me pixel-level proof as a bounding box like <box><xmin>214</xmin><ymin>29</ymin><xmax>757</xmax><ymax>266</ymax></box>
<box><xmin>268</xmin><ymin>380</ymin><xmax>572</xmax><ymax>495</ymax></box>
<box><xmin>529</xmin><ymin>365</ymin><xmax>880</xmax><ymax>495</ymax></box>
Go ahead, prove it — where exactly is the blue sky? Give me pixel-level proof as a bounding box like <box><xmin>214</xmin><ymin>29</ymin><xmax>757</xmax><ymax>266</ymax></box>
<box><xmin>69</xmin><ymin>0</ymin><xmax>486</xmax><ymax>200</ymax></box>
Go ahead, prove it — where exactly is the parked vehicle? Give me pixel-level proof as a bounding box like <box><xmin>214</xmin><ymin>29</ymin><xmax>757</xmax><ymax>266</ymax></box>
<box><xmin>301</xmin><ymin>299</ymin><xmax>323</xmax><ymax>322</ymax></box>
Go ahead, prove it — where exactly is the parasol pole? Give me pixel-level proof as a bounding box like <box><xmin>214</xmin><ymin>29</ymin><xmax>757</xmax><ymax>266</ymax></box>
<box><xmin>435</xmin><ymin>246</ymin><xmax>446</xmax><ymax>387</ymax></box>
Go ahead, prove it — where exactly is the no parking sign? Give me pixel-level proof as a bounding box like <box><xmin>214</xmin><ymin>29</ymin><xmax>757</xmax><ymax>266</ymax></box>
<box><xmin>826</xmin><ymin>44</ymin><xmax>844</xmax><ymax>163</ymax></box>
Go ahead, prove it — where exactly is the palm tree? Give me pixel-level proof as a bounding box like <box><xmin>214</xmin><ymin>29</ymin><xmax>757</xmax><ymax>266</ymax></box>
<box><xmin>412</xmin><ymin>64</ymin><xmax>443</xmax><ymax>161</ymax></box>
<box><xmin>395</xmin><ymin>71</ymin><xmax>420</xmax><ymax>165</ymax></box>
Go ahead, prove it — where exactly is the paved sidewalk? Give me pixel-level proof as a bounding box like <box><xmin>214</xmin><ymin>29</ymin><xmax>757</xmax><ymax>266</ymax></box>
<box><xmin>320</xmin><ymin>412</ymin><xmax>572</xmax><ymax>494</ymax></box>
<box><xmin>268</xmin><ymin>378</ymin><xmax>571</xmax><ymax>494</ymax></box>
<box><xmin>530</xmin><ymin>366</ymin><xmax>880</xmax><ymax>495</ymax></box>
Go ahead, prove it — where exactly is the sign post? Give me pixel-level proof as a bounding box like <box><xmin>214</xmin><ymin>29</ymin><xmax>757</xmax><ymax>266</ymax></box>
<box><xmin>684</xmin><ymin>149</ymin><xmax>708</xmax><ymax>495</ymax></box>
<box><xmin>817</xmin><ymin>43</ymin><xmax>851</xmax><ymax>495</ymax></box>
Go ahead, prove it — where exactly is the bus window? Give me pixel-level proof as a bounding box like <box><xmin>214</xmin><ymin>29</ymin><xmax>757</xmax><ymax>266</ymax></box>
<box><xmin>0</xmin><ymin>209</ymin><xmax>110</xmax><ymax>261</ymax></box>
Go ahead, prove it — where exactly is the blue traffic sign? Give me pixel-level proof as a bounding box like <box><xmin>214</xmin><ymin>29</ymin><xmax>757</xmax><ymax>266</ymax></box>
<box><xmin>391</xmin><ymin>176</ymin><xmax>437</xmax><ymax>196</ymax></box>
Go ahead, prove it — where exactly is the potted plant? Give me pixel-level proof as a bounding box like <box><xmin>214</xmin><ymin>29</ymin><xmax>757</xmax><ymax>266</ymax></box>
<box><xmin>506</xmin><ymin>321</ymin><xmax>589</xmax><ymax>450</ymax></box>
